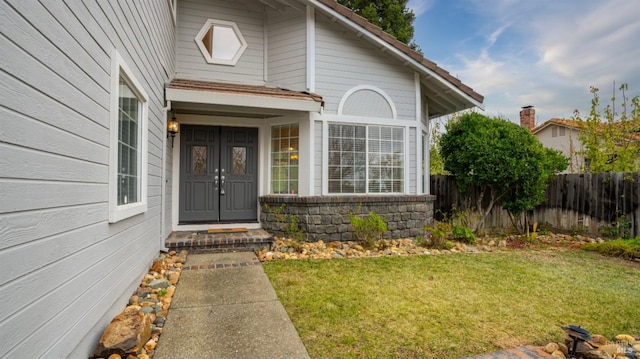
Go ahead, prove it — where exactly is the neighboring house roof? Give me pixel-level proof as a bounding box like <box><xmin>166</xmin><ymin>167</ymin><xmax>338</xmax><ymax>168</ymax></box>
<box><xmin>533</xmin><ymin>118</ymin><xmax>640</xmax><ymax>141</ymax></box>
<box><xmin>314</xmin><ymin>0</ymin><xmax>483</xmax><ymax>106</ymax></box>
<box><xmin>167</xmin><ymin>79</ymin><xmax>324</xmax><ymax>113</ymax></box>
<box><xmin>532</xmin><ymin>118</ymin><xmax>582</xmax><ymax>134</ymax></box>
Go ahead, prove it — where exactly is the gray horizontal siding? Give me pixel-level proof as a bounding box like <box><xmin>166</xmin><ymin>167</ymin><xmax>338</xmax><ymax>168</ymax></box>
<box><xmin>266</xmin><ymin>5</ymin><xmax>307</xmax><ymax>90</ymax></box>
<box><xmin>314</xmin><ymin>14</ymin><xmax>416</xmax><ymax>120</ymax></box>
<box><xmin>0</xmin><ymin>0</ymin><xmax>175</xmax><ymax>357</ymax></box>
<box><xmin>176</xmin><ymin>0</ymin><xmax>265</xmax><ymax>84</ymax></box>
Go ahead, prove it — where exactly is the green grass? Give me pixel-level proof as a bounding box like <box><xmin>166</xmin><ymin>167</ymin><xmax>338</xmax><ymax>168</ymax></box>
<box><xmin>264</xmin><ymin>250</ymin><xmax>640</xmax><ymax>358</ymax></box>
<box><xmin>582</xmin><ymin>237</ymin><xmax>640</xmax><ymax>260</ymax></box>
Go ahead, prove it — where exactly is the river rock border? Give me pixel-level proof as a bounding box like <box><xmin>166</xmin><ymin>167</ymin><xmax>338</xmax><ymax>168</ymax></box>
<box><xmin>91</xmin><ymin>250</ymin><xmax>187</xmax><ymax>359</ymax></box>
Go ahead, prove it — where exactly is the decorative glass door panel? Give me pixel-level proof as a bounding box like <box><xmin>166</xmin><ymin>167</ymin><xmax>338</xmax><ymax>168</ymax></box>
<box><xmin>179</xmin><ymin>125</ymin><xmax>258</xmax><ymax>223</ymax></box>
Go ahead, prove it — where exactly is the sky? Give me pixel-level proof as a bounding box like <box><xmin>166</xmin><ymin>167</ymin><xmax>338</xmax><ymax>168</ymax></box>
<box><xmin>407</xmin><ymin>0</ymin><xmax>640</xmax><ymax>126</ymax></box>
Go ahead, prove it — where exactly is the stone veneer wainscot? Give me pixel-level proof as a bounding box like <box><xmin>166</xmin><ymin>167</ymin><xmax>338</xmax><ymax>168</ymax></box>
<box><xmin>259</xmin><ymin>195</ymin><xmax>435</xmax><ymax>242</ymax></box>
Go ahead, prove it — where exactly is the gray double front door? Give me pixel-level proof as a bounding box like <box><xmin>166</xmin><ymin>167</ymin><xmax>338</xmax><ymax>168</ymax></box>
<box><xmin>179</xmin><ymin>125</ymin><xmax>258</xmax><ymax>223</ymax></box>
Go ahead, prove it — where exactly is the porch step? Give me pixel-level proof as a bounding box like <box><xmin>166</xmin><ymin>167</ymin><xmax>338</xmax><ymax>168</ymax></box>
<box><xmin>165</xmin><ymin>229</ymin><xmax>274</xmax><ymax>253</ymax></box>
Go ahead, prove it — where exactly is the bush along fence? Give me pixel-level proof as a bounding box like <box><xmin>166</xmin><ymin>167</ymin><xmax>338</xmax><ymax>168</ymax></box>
<box><xmin>259</xmin><ymin>195</ymin><xmax>435</xmax><ymax>242</ymax></box>
<box><xmin>431</xmin><ymin>172</ymin><xmax>640</xmax><ymax>238</ymax></box>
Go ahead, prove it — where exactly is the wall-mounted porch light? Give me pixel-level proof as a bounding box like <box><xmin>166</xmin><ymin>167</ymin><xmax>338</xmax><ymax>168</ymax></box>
<box><xmin>167</xmin><ymin>112</ymin><xmax>180</xmax><ymax>147</ymax></box>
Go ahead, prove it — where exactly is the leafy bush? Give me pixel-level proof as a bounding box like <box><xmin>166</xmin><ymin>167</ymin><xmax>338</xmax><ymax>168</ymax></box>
<box><xmin>351</xmin><ymin>212</ymin><xmax>387</xmax><ymax>249</ymax></box>
<box><xmin>582</xmin><ymin>237</ymin><xmax>640</xmax><ymax>260</ymax></box>
<box><xmin>537</xmin><ymin>221</ymin><xmax>553</xmax><ymax>235</ymax></box>
<box><xmin>266</xmin><ymin>203</ymin><xmax>307</xmax><ymax>249</ymax></box>
<box><xmin>598</xmin><ymin>214</ymin><xmax>632</xmax><ymax>239</ymax></box>
<box><xmin>424</xmin><ymin>221</ymin><xmax>451</xmax><ymax>249</ymax></box>
<box><xmin>451</xmin><ymin>225</ymin><xmax>476</xmax><ymax>244</ymax></box>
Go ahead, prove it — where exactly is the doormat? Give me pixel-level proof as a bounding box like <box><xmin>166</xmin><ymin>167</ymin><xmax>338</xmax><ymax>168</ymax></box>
<box><xmin>207</xmin><ymin>228</ymin><xmax>249</xmax><ymax>233</ymax></box>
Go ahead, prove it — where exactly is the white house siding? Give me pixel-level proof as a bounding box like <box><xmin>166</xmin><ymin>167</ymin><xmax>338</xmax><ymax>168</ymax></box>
<box><xmin>314</xmin><ymin>15</ymin><xmax>416</xmax><ymax>120</ymax></box>
<box><xmin>536</xmin><ymin>126</ymin><xmax>584</xmax><ymax>173</ymax></box>
<box><xmin>266</xmin><ymin>3</ymin><xmax>307</xmax><ymax>91</ymax></box>
<box><xmin>0</xmin><ymin>1</ymin><xmax>174</xmax><ymax>358</ymax></box>
<box><xmin>176</xmin><ymin>0</ymin><xmax>265</xmax><ymax>85</ymax></box>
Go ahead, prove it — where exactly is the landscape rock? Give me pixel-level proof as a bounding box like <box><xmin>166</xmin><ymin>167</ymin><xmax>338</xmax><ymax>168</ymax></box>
<box><xmin>144</xmin><ymin>339</ymin><xmax>157</xmax><ymax>352</ymax></box>
<box><xmin>167</xmin><ymin>272</ymin><xmax>180</xmax><ymax>285</ymax></box>
<box><xmin>545</xmin><ymin>342</ymin><xmax>560</xmax><ymax>353</ymax></box>
<box><xmin>150</xmin><ymin>259</ymin><xmax>164</xmax><ymax>273</ymax></box>
<box><xmin>93</xmin><ymin>306</ymin><xmax>151</xmax><ymax>358</ymax></box>
<box><xmin>176</xmin><ymin>249</ymin><xmax>188</xmax><ymax>264</ymax></box>
<box><xmin>615</xmin><ymin>334</ymin><xmax>635</xmax><ymax>344</ymax></box>
<box><xmin>92</xmin><ymin>253</ymin><xmax>183</xmax><ymax>359</ymax></box>
<box><xmin>591</xmin><ymin>334</ymin><xmax>609</xmax><ymax>347</ymax></box>
<box><xmin>599</xmin><ymin>344</ymin><xmax>623</xmax><ymax>355</ymax></box>
<box><xmin>148</xmin><ymin>279</ymin><xmax>170</xmax><ymax>289</ymax></box>
<box><xmin>557</xmin><ymin>342</ymin><xmax>568</xmax><ymax>355</ymax></box>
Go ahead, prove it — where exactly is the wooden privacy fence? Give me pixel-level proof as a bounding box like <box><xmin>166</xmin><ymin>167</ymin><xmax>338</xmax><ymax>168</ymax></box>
<box><xmin>430</xmin><ymin>173</ymin><xmax>640</xmax><ymax>237</ymax></box>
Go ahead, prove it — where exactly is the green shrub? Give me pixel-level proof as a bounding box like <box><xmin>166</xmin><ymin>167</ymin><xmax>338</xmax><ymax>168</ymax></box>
<box><xmin>351</xmin><ymin>212</ymin><xmax>387</xmax><ymax>249</ymax></box>
<box><xmin>582</xmin><ymin>237</ymin><xmax>640</xmax><ymax>260</ymax></box>
<box><xmin>424</xmin><ymin>221</ymin><xmax>451</xmax><ymax>249</ymax></box>
<box><xmin>265</xmin><ymin>203</ymin><xmax>307</xmax><ymax>249</ymax></box>
<box><xmin>597</xmin><ymin>214</ymin><xmax>632</xmax><ymax>239</ymax></box>
<box><xmin>451</xmin><ymin>225</ymin><xmax>476</xmax><ymax>244</ymax></box>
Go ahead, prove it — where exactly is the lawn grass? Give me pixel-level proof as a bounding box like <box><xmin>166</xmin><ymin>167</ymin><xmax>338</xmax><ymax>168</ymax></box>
<box><xmin>264</xmin><ymin>249</ymin><xmax>640</xmax><ymax>358</ymax></box>
<box><xmin>583</xmin><ymin>237</ymin><xmax>640</xmax><ymax>260</ymax></box>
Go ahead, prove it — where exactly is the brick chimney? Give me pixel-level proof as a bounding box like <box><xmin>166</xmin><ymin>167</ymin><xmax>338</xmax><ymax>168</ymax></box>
<box><xmin>520</xmin><ymin>106</ymin><xmax>535</xmax><ymax>131</ymax></box>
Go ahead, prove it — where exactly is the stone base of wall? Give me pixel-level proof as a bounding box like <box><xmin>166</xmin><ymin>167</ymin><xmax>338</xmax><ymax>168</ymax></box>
<box><xmin>259</xmin><ymin>195</ymin><xmax>435</xmax><ymax>242</ymax></box>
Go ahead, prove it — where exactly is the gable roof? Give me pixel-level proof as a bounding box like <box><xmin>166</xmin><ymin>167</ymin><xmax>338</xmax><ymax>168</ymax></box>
<box><xmin>310</xmin><ymin>0</ymin><xmax>484</xmax><ymax>114</ymax></box>
<box><xmin>533</xmin><ymin>118</ymin><xmax>640</xmax><ymax>141</ymax></box>
<box><xmin>532</xmin><ymin>118</ymin><xmax>582</xmax><ymax>133</ymax></box>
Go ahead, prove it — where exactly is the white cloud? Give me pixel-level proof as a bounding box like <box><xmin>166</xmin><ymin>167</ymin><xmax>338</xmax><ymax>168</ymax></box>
<box><xmin>441</xmin><ymin>0</ymin><xmax>640</xmax><ymax>123</ymax></box>
<box><xmin>535</xmin><ymin>0</ymin><xmax>640</xmax><ymax>86</ymax></box>
<box><xmin>454</xmin><ymin>50</ymin><xmax>519</xmax><ymax>96</ymax></box>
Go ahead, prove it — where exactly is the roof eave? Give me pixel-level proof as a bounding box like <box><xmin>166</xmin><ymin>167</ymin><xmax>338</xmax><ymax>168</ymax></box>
<box><xmin>166</xmin><ymin>87</ymin><xmax>323</xmax><ymax>113</ymax></box>
<box><xmin>306</xmin><ymin>0</ymin><xmax>484</xmax><ymax>111</ymax></box>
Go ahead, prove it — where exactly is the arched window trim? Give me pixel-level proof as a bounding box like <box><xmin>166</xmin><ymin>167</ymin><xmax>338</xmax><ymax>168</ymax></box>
<box><xmin>337</xmin><ymin>85</ymin><xmax>397</xmax><ymax>120</ymax></box>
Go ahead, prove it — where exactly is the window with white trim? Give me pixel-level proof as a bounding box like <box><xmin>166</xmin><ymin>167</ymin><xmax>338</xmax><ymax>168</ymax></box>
<box><xmin>271</xmin><ymin>124</ymin><xmax>299</xmax><ymax>194</ymax></box>
<box><xmin>109</xmin><ymin>50</ymin><xmax>148</xmax><ymax>223</ymax></box>
<box><xmin>328</xmin><ymin>124</ymin><xmax>404</xmax><ymax>194</ymax></box>
<box><xmin>195</xmin><ymin>19</ymin><xmax>247</xmax><ymax>65</ymax></box>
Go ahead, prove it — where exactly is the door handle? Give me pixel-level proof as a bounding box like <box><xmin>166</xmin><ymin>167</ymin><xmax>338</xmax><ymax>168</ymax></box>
<box><xmin>214</xmin><ymin>175</ymin><xmax>219</xmax><ymax>190</ymax></box>
<box><xmin>220</xmin><ymin>175</ymin><xmax>225</xmax><ymax>195</ymax></box>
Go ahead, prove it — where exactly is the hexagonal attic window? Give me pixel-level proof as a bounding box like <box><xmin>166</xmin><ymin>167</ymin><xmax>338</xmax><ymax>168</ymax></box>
<box><xmin>195</xmin><ymin>19</ymin><xmax>247</xmax><ymax>66</ymax></box>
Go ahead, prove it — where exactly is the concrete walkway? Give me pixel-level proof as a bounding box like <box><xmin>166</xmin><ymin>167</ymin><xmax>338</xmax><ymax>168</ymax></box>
<box><xmin>154</xmin><ymin>252</ymin><xmax>310</xmax><ymax>359</ymax></box>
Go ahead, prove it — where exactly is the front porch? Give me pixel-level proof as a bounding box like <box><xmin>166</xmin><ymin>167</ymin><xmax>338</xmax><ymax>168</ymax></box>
<box><xmin>165</xmin><ymin>229</ymin><xmax>274</xmax><ymax>253</ymax></box>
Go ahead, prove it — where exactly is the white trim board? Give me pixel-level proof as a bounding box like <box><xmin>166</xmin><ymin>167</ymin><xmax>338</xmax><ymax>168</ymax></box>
<box><xmin>166</xmin><ymin>87</ymin><xmax>322</xmax><ymax>112</ymax></box>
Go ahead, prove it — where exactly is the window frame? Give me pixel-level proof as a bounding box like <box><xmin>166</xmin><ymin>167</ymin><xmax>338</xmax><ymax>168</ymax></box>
<box><xmin>327</xmin><ymin>123</ymin><xmax>405</xmax><ymax>194</ymax></box>
<box><xmin>108</xmin><ymin>50</ymin><xmax>149</xmax><ymax>223</ymax></box>
<box><xmin>270</xmin><ymin>124</ymin><xmax>299</xmax><ymax>195</ymax></box>
<box><xmin>194</xmin><ymin>19</ymin><xmax>248</xmax><ymax>66</ymax></box>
